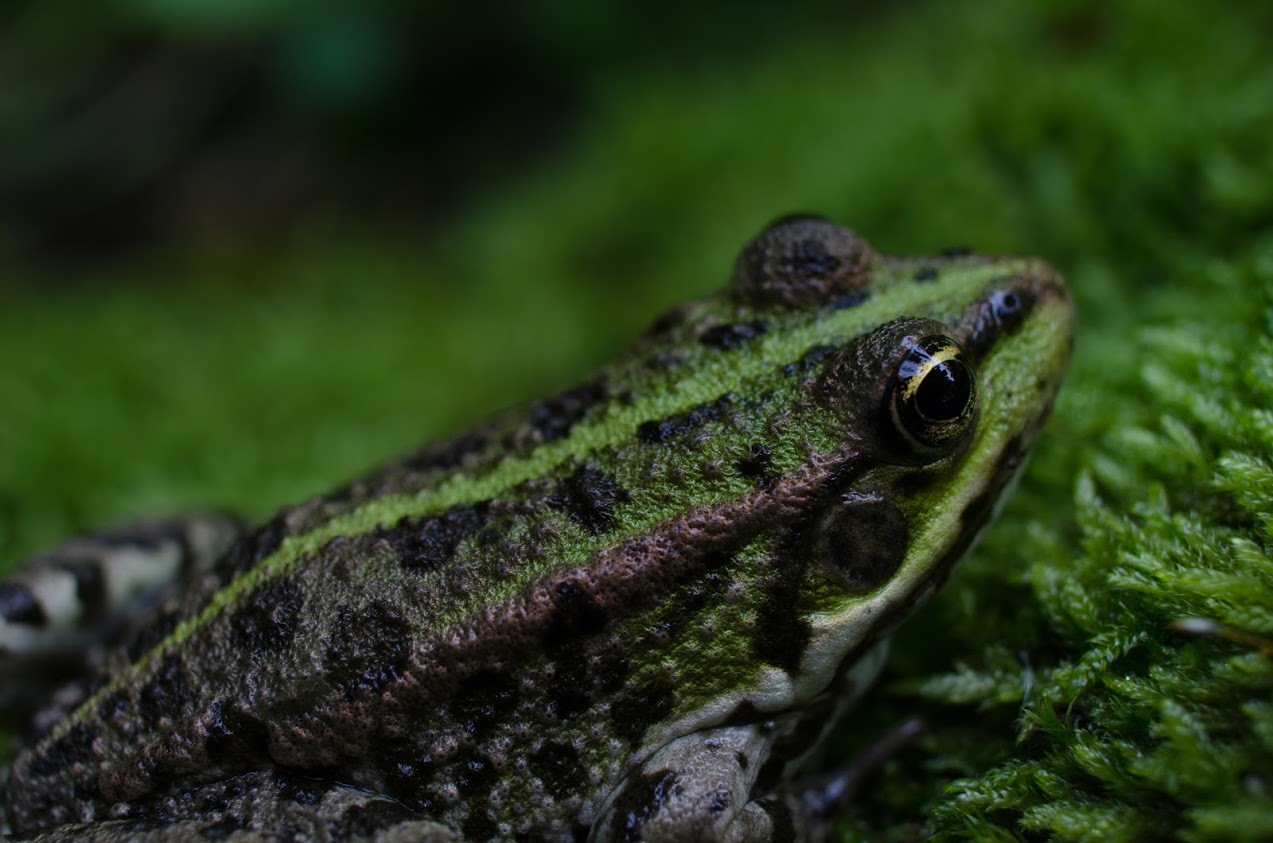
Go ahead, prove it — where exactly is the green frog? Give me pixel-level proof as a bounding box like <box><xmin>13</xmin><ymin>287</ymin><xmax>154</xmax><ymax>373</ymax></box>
<box><xmin>0</xmin><ymin>216</ymin><xmax>1072</xmax><ymax>841</ymax></box>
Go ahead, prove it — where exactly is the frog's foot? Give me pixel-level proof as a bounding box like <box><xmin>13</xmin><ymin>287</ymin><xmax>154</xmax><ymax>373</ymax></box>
<box><xmin>590</xmin><ymin>717</ymin><xmax>927</xmax><ymax>842</ymax></box>
<box><xmin>10</xmin><ymin>770</ymin><xmax>458</xmax><ymax>843</ymax></box>
<box><xmin>0</xmin><ymin>513</ymin><xmax>242</xmax><ymax>715</ymax></box>
<box><xmin>591</xmin><ymin>724</ymin><xmax>811</xmax><ymax>842</ymax></box>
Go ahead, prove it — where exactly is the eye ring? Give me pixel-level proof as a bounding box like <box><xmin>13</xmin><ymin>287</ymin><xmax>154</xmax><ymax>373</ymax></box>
<box><xmin>889</xmin><ymin>334</ymin><xmax>977</xmax><ymax>453</ymax></box>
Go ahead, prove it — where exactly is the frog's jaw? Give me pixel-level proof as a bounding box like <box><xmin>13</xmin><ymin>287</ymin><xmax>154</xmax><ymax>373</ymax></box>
<box><xmin>798</xmin><ymin>261</ymin><xmax>1073</xmax><ymax>701</ymax></box>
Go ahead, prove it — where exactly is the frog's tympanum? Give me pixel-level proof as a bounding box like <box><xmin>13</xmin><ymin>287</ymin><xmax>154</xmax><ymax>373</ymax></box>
<box><xmin>0</xmin><ymin>217</ymin><xmax>1072</xmax><ymax>841</ymax></box>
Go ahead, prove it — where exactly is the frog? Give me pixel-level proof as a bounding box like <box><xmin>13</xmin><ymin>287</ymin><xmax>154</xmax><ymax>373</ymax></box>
<box><xmin>0</xmin><ymin>215</ymin><xmax>1073</xmax><ymax>841</ymax></box>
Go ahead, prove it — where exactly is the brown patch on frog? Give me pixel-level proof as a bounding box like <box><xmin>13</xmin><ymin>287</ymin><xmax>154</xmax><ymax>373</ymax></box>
<box><xmin>830</xmin><ymin>434</ymin><xmax>1034</xmax><ymax>689</ymax></box>
<box><xmin>730</xmin><ymin>214</ymin><xmax>874</xmax><ymax>310</ymax></box>
<box><xmin>637</xmin><ymin>394</ymin><xmax>733</xmax><ymax>444</ymax></box>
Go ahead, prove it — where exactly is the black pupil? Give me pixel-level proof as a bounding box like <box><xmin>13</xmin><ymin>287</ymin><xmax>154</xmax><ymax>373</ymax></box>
<box><xmin>916</xmin><ymin>359</ymin><xmax>971</xmax><ymax>421</ymax></box>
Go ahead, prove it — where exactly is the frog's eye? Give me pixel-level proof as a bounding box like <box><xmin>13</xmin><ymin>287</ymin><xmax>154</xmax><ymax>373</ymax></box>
<box><xmin>889</xmin><ymin>335</ymin><xmax>976</xmax><ymax>453</ymax></box>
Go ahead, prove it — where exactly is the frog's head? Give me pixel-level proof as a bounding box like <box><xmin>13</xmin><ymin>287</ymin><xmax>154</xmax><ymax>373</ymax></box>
<box><xmin>714</xmin><ymin>215</ymin><xmax>1074</xmax><ymax>705</ymax></box>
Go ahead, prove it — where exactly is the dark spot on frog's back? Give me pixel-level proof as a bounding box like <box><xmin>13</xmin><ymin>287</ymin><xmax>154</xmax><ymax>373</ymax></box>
<box><xmin>736</xmin><ymin>443</ymin><xmax>777</xmax><ymax>490</ymax></box>
<box><xmin>637</xmin><ymin>394</ymin><xmax>732</xmax><ymax>444</ymax></box>
<box><xmin>199</xmin><ymin>815</ymin><xmax>246</xmax><ymax>839</ymax></box>
<box><xmin>548</xmin><ymin>464</ymin><xmax>629</xmax><ymax>536</ymax></box>
<box><xmin>126</xmin><ymin>603</ymin><xmax>183</xmax><ymax>661</ymax></box>
<box><xmin>380</xmin><ymin>502</ymin><xmax>490</xmax><ymax>572</ymax></box>
<box><xmin>25</xmin><ymin>721</ymin><xmax>100</xmax><ymax>778</ymax></box>
<box><xmin>229</xmin><ymin>576</ymin><xmax>303</xmax><ymax>653</ymax></box>
<box><xmin>323</xmin><ymin>600</ymin><xmax>412</xmax><ymax>699</ymax></box>
<box><xmin>524</xmin><ymin>377</ymin><xmax>608</xmax><ymax>443</ymax></box>
<box><xmin>451</xmin><ymin>668</ymin><xmax>520</xmax><ymax>737</ymax></box>
<box><xmin>611</xmin><ymin>672</ymin><xmax>675</xmax><ymax>746</ymax></box>
<box><xmin>751</xmin><ymin>567</ymin><xmax>812</xmax><ymax>674</ymax></box>
<box><xmin>544</xmin><ymin>579</ymin><xmax>609</xmax><ymax>650</ymax></box>
<box><xmin>782</xmin><ymin>343</ymin><xmax>837</xmax><ymax>379</ymax></box>
<box><xmin>530</xmin><ymin>740</ymin><xmax>585</xmax><ymax>799</ymax></box>
<box><xmin>138</xmin><ymin>655</ymin><xmax>195</xmax><ymax>721</ymax></box>
<box><xmin>400</xmin><ymin>430</ymin><xmax>490</xmax><ymax>474</ymax></box>
<box><xmin>213</xmin><ymin>512</ymin><xmax>288</xmax><ymax>580</ymax></box>
<box><xmin>730</xmin><ymin>214</ymin><xmax>874</xmax><ymax>309</ymax></box>
<box><xmin>698</xmin><ymin>319</ymin><xmax>769</xmax><ymax>350</ymax></box>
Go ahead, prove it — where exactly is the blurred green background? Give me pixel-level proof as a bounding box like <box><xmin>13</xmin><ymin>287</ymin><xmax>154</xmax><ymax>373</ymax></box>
<box><xmin>4</xmin><ymin>0</ymin><xmax>1266</xmax><ymax>557</ymax></box>
<box><xmin>2</xmin><ymin>0</ymin><xmax>1271</xmax><ymax>839</ymax></box>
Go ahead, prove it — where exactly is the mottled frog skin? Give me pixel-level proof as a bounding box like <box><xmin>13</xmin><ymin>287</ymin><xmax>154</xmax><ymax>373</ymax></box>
<box><xmin>0</xmin><ymin>216</ymin><xmax>1072</xmax><ymax>841</ymax></box>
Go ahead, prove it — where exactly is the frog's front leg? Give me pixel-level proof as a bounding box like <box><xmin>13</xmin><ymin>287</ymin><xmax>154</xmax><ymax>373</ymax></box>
<box><xmin>591</xmin><ymin>724</ymin><xmax>809</xmax><ymax>843</ymax></box>
<box><xmin>0</xmin><ymin>513</ymin><xmax>242</xmax><ymax>713</ymax></box>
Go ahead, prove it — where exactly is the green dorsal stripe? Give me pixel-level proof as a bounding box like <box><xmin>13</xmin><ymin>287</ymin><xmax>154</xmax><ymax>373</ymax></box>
<box><xmin>52</xmin><ymin>260</ymin><xmax>1022</xmax><ymax>739</ymax></box>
